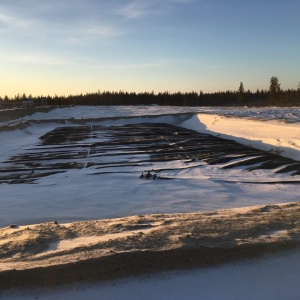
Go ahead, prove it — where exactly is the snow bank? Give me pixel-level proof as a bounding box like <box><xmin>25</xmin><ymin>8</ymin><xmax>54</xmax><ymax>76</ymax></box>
<box><xmin>182</xmin><ymin>113</ymin><xmax>300</xmax><ymax>161</ymax></box>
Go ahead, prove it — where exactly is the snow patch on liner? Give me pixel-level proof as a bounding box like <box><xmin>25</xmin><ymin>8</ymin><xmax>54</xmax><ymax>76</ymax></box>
<box><xmin>182</xmin><ymin>114</ymin><xmax>300</xmax><ymax>161</ymax></box>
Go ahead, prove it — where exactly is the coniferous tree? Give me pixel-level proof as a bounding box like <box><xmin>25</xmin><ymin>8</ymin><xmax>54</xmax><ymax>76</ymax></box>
<box><xmin>238</xmin><ymin>82</ymin><xmax>244</xmax><ymax>94</ymax></box>
<box><xmin>269</xmin><ymin>76</ymin><xmax>281</xmax><ymax>93</ymax></box>
<box><xmin>238</xmin><ymin>82</ymin><xmax>244</xmax><ymax>105</ymax></box>
<box><xmin>269</xmin><ymin>76</ymin><xmax>281</xmax><ymax>105</ymax></box>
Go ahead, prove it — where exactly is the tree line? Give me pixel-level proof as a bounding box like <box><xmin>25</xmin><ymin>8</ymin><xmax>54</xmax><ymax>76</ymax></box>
<box><xmin>1</xmin><ymin>76</ymin><xmax>300</xmax><ymax>108</ymax></box>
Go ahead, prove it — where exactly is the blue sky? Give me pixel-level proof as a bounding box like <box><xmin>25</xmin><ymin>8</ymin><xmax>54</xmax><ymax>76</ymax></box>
<box><xmin>1</xmin><ymin>0</ymin><xmax>299</xmax><ymax>97</ymax></box>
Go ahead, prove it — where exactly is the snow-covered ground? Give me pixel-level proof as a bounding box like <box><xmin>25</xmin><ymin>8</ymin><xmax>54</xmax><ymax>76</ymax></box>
<box><xmin>1</xmin><ymin>106</ymin><xmax>300</xmax><ymax>299</ymax></box>
<box><xmin>0</xmin><ymin>106</ymin><xmax>299</xmax><ymax>228</ymax></box>
<box><xmin>182</xmin><ymin>113</ymin><xmax>300</xmax><ymax>161</ymax></box>
<box><xmin>2</xmin><ymin>105</ymin><xmax>299</xmax><ymax>124</ymax></box>
<box><xmin>3</xmin><ymin>248</ymin><xmax>300</xmax><ymax>300</ymax></box>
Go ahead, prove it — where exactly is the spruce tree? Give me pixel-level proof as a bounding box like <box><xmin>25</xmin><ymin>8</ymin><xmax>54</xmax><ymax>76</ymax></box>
<box><xmin>269</xmin><ymin>76</ymin><xmax>281</xmax><ymax>105</ymax></box>
<box><xmin>238</xmin><ymin>82</ymin><xmax>244</xmax><ymax>105</ymax></box>
<box><xmin>238</xmin><ymin>82</ymin><xmax>244</xmax><ymax>94</ymax></box>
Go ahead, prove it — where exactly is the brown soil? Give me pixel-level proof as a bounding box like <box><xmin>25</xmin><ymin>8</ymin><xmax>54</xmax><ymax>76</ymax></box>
<box><xmin>0</xmin><ymin>202</ymin><xmax>300</xmax><ymax>290</ymax></box>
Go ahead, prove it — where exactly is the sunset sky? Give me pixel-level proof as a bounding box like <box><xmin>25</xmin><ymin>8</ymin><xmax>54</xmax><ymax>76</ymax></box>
<box><xmin>1</xmin><ymin>0</ymin><xmax>299</xmax><ymax>97</ymax></box>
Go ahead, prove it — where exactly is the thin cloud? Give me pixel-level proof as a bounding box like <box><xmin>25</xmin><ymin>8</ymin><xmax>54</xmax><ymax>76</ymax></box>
<box><xmin>49</xmin><ymin>22</ymin><xmax>122</xmax><ymax>46</ymax></box>
<box><xmin>74</xmin><ymin>23</ymin><xmax>121</xmax><ymax>40</ymax></box>
<box><xmin>94</xmin><ymin>60</ymin><xmax>171</xmax><ymax>69</ymax></box>
<box><xmin>118</xmin><ymin>0</ymin><xmax>197</xmax><ymax>19</ymax></box>
<box><xmin>0</xmin><ymin>11</ymin><xmax>35</xmax><ymax>30</ymax></box>
<box><xmin>0</xmin><ymin>4</ymin><xmax>122</xmax><ymax>43</ymax></box>
<box><xmin>0</xmin><ymin>12</ymin><xmax>12</xmax><ymax>24</ymax></box>
<box><xmin>6</xmin><ymin>53</ymin><xmax>69</xmax><ymax>66</ymax></box>
<box><xmin>120</xmin><ymin>61</ymin><xmax>169</xmax><ymax>69</ymax></box>
<box><xmin>118</xmin><ymin>1</ymin><xmax>160</xmax><ymax>19</ymax></box>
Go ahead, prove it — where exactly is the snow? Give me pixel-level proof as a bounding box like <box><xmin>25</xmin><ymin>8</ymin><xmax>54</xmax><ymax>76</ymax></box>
<box><xmin>0</xmin><ymin>105</ymin><xmax>300</xmax><ymax>299</ymax></box>
<box><xmin>182</xmin><ymin>113</ymin><xmax>300</xmax><ymax>161</ymax></box>
<box><xmin>3</xmin><ymin>248</ymin><xmax>300</xmax><ymax>300</ymax></box>
<box><xmin>1</xmin><ymin>105</ymin><xmax>299</xmax><ymax>125</ymax></box>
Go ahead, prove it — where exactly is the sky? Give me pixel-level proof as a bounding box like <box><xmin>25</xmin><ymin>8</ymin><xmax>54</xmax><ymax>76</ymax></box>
<box><xmin>0</xmin><ymin>0</ymin><xmax>300</xmax><ymax>97</ymax></box>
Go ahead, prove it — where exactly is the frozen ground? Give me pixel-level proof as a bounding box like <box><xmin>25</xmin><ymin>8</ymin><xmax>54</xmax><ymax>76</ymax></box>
<box><xmin>0</xmin><ymin>106</ymin><xmax>299</xmax><ymax>228</ymax></box>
